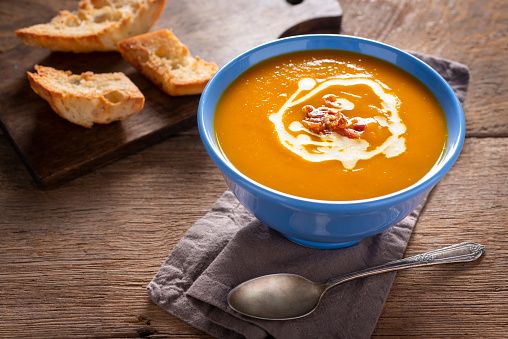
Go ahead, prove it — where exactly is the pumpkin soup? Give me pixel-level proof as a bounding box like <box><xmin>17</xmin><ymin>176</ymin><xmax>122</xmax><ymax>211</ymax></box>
<box><xmin>214</xmin><ymin>50</ymin><xmax>447</xmax><ymax>201</ymax></box>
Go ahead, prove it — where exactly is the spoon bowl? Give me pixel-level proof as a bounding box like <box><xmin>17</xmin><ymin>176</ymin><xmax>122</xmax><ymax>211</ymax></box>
<box><xmin>228</xmin><ymin>273</ymin><xmax>326</xmax><ymax>319</ymax></box>
<box><xmin>227</xmin><ymin>242</ymin><xmax>485</xmax><ymax>320</ymax></box>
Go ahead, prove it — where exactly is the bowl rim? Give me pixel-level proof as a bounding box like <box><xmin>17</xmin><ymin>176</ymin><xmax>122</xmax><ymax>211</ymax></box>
<box><xmin>198</xmin><ymin>34</ymin><xmax>465</xmax><ymax>211</ymax></box>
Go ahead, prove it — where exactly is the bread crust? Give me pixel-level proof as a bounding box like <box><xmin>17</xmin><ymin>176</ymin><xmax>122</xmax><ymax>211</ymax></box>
<box><xmin>28</xmin><ymin>65</ymin><xmax>145</xmax><ymax>128</ymax></box>
<box><xmin>15</xmin><ymin>0</ymin><xmax>166</xmax><ymax>53</ymax></box>
<box><xmin>118</xmin><ymin>29</ymin><xmax>218</xmax><ymax>96</ymax></box>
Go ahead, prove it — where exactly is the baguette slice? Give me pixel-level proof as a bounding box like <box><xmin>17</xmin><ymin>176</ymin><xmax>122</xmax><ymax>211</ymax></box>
<box><xmin>28</xmin><ymin>65</ymin><xmax>145</xmax><ymax>128</ymax></box>
<box><xmin>15</xmin><ymin>0</ymin><xmax>166</xmax><ymax>53</ymax></box>
<box><xmin>118</xmin><ymin>29</ymin><xmax>218</xmax><ymax>96</ymax></box>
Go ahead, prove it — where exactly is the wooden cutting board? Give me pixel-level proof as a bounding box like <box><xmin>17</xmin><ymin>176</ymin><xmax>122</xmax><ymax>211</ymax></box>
<box><xmin>0</xmin><ymin>0</ymin><xmax>342</xmax><ymax>189</ymax></box>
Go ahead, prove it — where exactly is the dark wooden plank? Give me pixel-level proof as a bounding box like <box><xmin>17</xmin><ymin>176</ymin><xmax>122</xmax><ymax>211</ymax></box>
<box><xmin>0</xmin><ymin>0</ymin><xmax>342</xmax><ymax>189</ymax></box>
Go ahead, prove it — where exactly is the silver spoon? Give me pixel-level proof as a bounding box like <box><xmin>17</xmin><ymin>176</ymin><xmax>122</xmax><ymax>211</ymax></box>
<box><xmin>227</xmin><ymin>241</ymin><xmax>485</xmax><ymax>320</ymax></box>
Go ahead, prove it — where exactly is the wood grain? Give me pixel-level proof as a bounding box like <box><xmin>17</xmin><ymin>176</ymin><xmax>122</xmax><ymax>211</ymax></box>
<box><xmin>0</xmin><ymin>0</ymin><xmax>342</xmax><ymax>189</ymax></box>
<box><xmin>339</xmin><ymin>0</ymin><xmax>508</xmax><ymax>138</ymax></box>
<box><xmin>0</xmin><ymin>0</ymin><xmax>507</xmax><ymax>338</ymax></box>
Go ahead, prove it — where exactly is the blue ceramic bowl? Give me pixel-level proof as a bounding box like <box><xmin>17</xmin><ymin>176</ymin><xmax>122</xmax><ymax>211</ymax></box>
<box><xmin>198</xmin><ymin>34</ymin><xmax>465</xmax><ymax>249</ymax></box>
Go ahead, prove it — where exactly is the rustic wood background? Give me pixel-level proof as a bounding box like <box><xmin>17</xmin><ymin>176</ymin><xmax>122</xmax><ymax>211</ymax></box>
<box><xmin>0</xmin><ymin>0</ymin><xmax>507</xmax><ymax>338</ymax></box>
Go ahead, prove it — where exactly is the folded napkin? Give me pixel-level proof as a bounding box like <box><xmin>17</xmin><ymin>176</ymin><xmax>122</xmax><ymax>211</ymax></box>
<box><xmin>147</xmin><ymin>53</ymin><xmax>469</xmax><ymax>339</ymax></box>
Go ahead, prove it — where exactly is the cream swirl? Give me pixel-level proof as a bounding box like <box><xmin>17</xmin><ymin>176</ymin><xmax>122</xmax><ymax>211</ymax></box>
<box><xmin>268</xmin><ymin>77</ymin><xmax>406</xmax><ymax>169</ymax></box>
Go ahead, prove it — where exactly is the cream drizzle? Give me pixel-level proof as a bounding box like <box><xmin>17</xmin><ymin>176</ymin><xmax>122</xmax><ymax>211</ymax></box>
<box><xmin>268</xmin><ymin>77</ymin><xmax>406</xmax><ymax>169</ymax></box>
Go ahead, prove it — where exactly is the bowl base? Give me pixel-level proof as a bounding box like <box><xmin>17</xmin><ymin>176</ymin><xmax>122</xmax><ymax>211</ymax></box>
<box><xmin>282</xmin><ymin>234</ymin><xmax>362</xmax><ymax>249</ymax></box>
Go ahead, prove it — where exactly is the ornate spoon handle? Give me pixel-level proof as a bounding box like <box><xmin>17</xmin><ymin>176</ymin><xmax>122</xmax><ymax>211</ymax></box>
<box><xmin>325</xmin><ymin>242</ymin><xmax>485</xmax><ymax>289</ymax></box>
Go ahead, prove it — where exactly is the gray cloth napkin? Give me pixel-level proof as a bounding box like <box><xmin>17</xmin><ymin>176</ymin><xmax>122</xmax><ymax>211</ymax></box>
<box><xmin>147</xmin><ymin>53</ymin><xmax>469</xmax><ymax>339</ymax></box>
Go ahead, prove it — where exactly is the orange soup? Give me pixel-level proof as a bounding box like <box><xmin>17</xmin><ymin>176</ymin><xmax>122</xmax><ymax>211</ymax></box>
<box><xmin>214</xmin><ymin>50</ymin><xmax>447</xmax><ymax>201</ymax></box>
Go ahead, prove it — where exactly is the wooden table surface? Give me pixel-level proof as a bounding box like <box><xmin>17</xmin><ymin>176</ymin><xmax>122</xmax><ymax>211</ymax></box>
<box><xmin>1</xmin><ymin>0</ymin><xmax>507</xmax><ymax>338</ymax></box>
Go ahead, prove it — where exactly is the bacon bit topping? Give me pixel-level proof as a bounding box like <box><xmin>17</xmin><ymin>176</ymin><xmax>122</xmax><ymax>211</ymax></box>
<box><xmin>352</xmin><ymin>123</ymin><xmax>367</xmax><ymax>131</ymax></box>
<box><xmin>323</xmin><ymin>94</ymin><xmax>342</xmax><ymax>108</ymax></box>
<box><xmin>301</xmin><ymin>95</ymin><xmax>368</xmax><ymax>139</ymax></box>
<box><xmin>342</xmin><ymin>128</ymin><xmax>361</xmax><ymax>139</ymax></box>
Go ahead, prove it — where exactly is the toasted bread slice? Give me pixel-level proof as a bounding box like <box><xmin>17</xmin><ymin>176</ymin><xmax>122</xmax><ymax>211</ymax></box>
<box><xmin>28</xmin><ymin>65</ymin><xmax>145</xmax><ymax>128</ymax></box>
<box><xmin>118</xmin><ymin>29</ymin><xmax>218</xmax><ymax>96</ymax></box>
<box><xmin>15</xmin><ymin>0</ymin><xmax>166</xmax><ymax>53</ymax></box>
